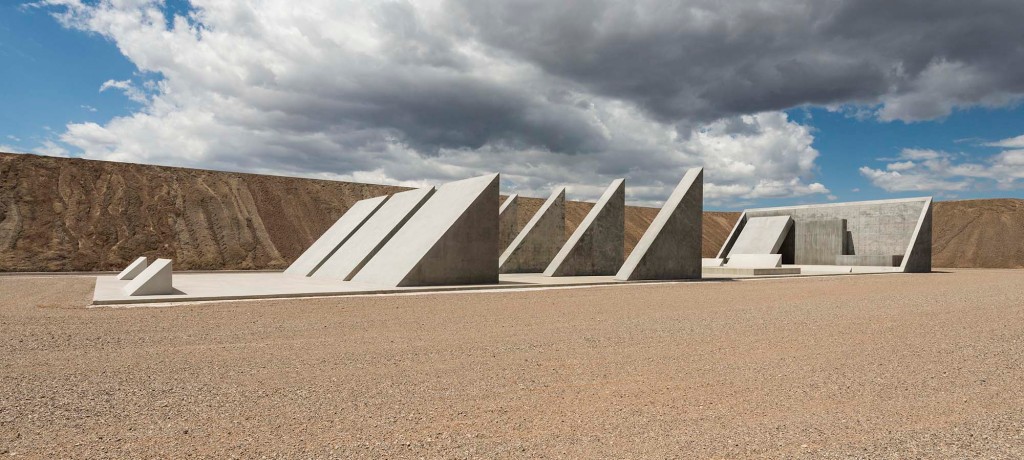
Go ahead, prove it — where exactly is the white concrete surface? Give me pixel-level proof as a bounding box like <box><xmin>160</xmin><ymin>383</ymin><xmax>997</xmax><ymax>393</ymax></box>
<box><xmin>313</xmin><ymin>187</ymin><xmax>435</xmax><ymax>281</ymax></box>
<box><xmin>702</xmin><ymin>258</ymin><xmax>724</xmax><ymax>267</ymax></box>
<box><xmin>122</xmin><ymin>258</ymin><xmax>173</xmax><ymax>296</ymax></box>
<box><xmin>726</xmin><ymin>253</ymin><xmax>783</xmax><ymax>268</ymax></box>
<box><xmin>352</xmin><ymin>173</ymin><xmax>499</xmax><ymax>287</ymax></box>
<box><xmin>284</xmin><ymin>195</ymin><xmax>389</xmax><ymax>277</ymax></box>
<box><xmin>728</xmin><ymin>216</ymin><xmax>793</xmax><ymax>255</ymax></box>
<box><xmin>116</xmin><ymin>257</ymin><xmax>148</xmax><ymax>280</ymax></box>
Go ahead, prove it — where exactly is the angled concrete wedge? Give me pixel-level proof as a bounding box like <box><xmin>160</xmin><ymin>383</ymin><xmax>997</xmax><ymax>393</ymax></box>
<box><xmin>499</xmin><ymin>187</ymin><xmax>565</xmax><ymax>273</ymax></box>
<box><xmin>122</xmin><ymin>258</ymin><xmax>173</xmax><ymax>296</ymax></box>
<box><xmin>544</xmin><ymin>179</ymin><xmax>625</xmax><ymax>277</ymax></box>
<box><xmin>499</xmin><ymin>193</ymin><xmax>519</xmax><ymax>255</ymax></box>
<box><xmin>283</xmin><ymin>195</ymin><xmax>389</xmax><ymax>277</ymax></box>
<box><xmin>117</xmin><ymin>257</ymin><xmax>148</xmax><ymax>280</ymax></box>
<box><xmin>728</xmin><ymin>216</ymin><xmax>793</xmax><ymax>255</ymax></box>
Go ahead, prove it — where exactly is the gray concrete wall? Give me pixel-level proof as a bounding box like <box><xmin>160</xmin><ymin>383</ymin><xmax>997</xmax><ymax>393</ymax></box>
<box><xmin>499</xmin><ymin>188</ymin><xmax>565</xmax><ymax>273</ymax></box>
<box><xmin>544</xmin><ymin>179</ymin><xmax>624</xmax><ymax>277</ymax></box>
<box><xmin>498</xmin><ymin>194</ymin><xmax>519</xmax><ymax>256</ymax></box>
<box><xmin>793</xmin><ymin>219</ymin><xmax>846</xmax><ymax>265</ymax></box>
<box><xmin>615</xmin><ymin>168</ymin><xmax>702</xmax><ymax>281</ymax></box>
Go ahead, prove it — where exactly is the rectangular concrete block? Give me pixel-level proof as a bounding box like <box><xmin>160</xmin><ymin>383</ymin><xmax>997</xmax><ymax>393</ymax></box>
<box><xmin>352</xmin><ymin>174</ymin><xmax>499</xmax><ymax>287</ymax></box>
<box><xmin>544</xmin><ymin>179</ymin><xmax>625</xmax><ymax>277</ymax></box>
<box><xmin>704</xmin><ymin>266</ymin><xmax>801</xmax><ymax>276</ymax></box>
<box><xmin>616</xmin><ymin>168</ymin><xmax>702</xmax><ymax>281</ymax></box>
<box><xmin>117</xmin><ymin>257</ymin><xmax>148</xmax><ymax>280</ymax></box>
<box><xmin>794</xmin><ymin>219</ymin><xmax>846</xmax><ymax>265</ymax></box>
<box><xmin>499</xmin><ymin>187</ymin><xmax>565</xmax><ymax>273</ymax></box>
<box><xmin>702</xmin><ymin>258</ymin><xmax>724</xmax><ymax>267</ymax></box>
<box><xmin>837</xmin><ymin>254</ymin><xmax>903</xmax><ymax>267</ymax></box>
<box><xmin>284</xmin><ymin>195</ymin><xmax>389</xmax><ymax>277</ymax></box>
<box><xmin>726</xmin><ymin>253</ymin><xmax>783</xmax><ymax>268</ymax></box>
<box><xmin>499</xmin><ymin>194</ymin><xmax>519</xmax><ymax>256</ymax></box>
<box><xmin>728</xmin><ymin>216</ymin><xmax>793</xmax><ymax>255</ymax></box>
<box><xmin>312</xmin><ymin>187</ymin><xmax>435</xmax><ymax>280</ymax></box>
<box><xmin>122</xmin><ymin>258</ymin><xmax>173</xmax><ymax>296</ymax></box>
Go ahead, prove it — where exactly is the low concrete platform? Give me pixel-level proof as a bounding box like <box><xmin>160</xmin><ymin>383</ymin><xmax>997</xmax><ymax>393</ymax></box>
<box><xmin>703</xmin><ymin>266</ymin><xmax>802</xmax><ymax>276</ymax></box>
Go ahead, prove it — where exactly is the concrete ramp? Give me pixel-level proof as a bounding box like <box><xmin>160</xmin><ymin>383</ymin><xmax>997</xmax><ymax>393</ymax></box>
<box><xmin>499</xmin><ymin>194</ymin><xmax>519</xmax><ymax>255</ymax></box>
<box><xmin>313</xmin><ymin>187</ymin><xmax>435</xmax><ymax>281</ymax></box>
<box><xmin>729</xmin><ymin>216</ymin><xmax>793</xmax><ymax>255</ymax></box>
<box><xmin>352</xmin><ymin>174</ymin><xmax>499</xmax><ymax>287</ymax></box>
<box><xmin>544</xmin><ymin>179</ymin><xmax>625</xmax><ymax>277</ymax></box>
<box><xmin>499</xmin><ymin>187</ymin><xmax>565</xmax><ymax>273</ymax></box>
<box><xmin>284</xmin><ymin>195</ymin><xmax>389</xmax><ymax>277</ymax></box>
<box><xmin>616</xmin><ymin>168</ymin><xmax>703</xmax><ymax>281</ymax></box>
<box><xmin>117</xmin><ymin>257</ymin><xmax>148</xmax><ymax>280</ymax></box>
<box><xmin>122</xmin><ymin>258</ymin><xmax>173</xmax><ymax>296</ymax></box>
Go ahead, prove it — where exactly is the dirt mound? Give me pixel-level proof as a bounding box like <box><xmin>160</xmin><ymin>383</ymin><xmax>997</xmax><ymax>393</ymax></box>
<box><xmin>2</xmin><ymin>152</ymin><xmax>1021</xmax><ymax>271</ymax></box>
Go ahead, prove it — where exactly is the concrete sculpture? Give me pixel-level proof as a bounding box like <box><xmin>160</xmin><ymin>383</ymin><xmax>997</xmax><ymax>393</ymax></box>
<box><xmin>313</xmin><ymin>187</ymin><xmax>435</xmax><ymax>280</ymax></box>
<box><xmin>352</xmin><ymin>174</ymin><xmax>499</xmax><ymax>287</ymax></box>
<box><xmin>615</xmin><ymin>168</ymin><xmax>703</xmax><ymax>281</ymax></box>
<box><xmin>117</xmin><ymin>257</ymin><xmax>148</xmax><ymax>280</ymax></box>
<box><xmin>499</xmin><ymin>187</ymin><xmax>566</xmax><ymax>273</ymax></box>
<box><xmin>122</xmin><ymin>258</ymin><xmax>173</xmax><ymax>296</ymax></box>
<box><xmin>718</xmin><ymin>197</ymin><xmax>933</xmax><ymax>272</ymax></box>
<box><xmin>284</xmin><ymin>195</ymin><xmax>389</xmax><ymax>277</ymax></box>
<box><xmin>729</xmin><ymin>216</ymin><xmax>793</xmax><ymax>255</ymax></box>
<box><xmin>499</xmin><ymin>194</ymin><xmax>519</xmax><ymax>255</ymax></box>
<box><xmin>544</xmin><ymin>179</ymin><xmax>625</xmax><ymax>277</ymax></box>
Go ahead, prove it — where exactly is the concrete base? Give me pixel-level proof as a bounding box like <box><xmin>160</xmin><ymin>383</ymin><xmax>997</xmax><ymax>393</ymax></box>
<box><xmin>702</xmin><ymin>258</ymin><xmax>724</xmax><ymax>267</ymax></box>
<box><xmin>116</xmin><ymin>257</ymin><xmax>148</xmax><ymax>280</ymax></box>
<box><xmin>836</xmin><ymin>254</ymin><xmax>903</xmax><ymax>267</ymax></box>
<box><xmin>726</xmin><ymin>253</ymin><xmax>783</xmax><ymax>268</ymax></box>
<box><xmin>703</xmin><ymin>266</ymin><xmax>801</xmax><ymax>276</ymax></box>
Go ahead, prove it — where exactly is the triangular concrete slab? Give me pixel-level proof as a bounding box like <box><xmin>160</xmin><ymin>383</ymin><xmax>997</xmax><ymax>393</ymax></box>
<box><xmin>122</xmin><ymin>258</ymin><xmax>173</xmax><ymax>296</ymax></box>
<box><xmin>117</xmin><ymin>257</ymin><xmax>148</xmax><ymax>280</ymax></box>
<box><xmin>283</xmin><ymin>195</ymin><xmax>389</xmax><ymax>277</ymax></box>
<box><xmin>900</xmin><ymin>197</ymin><xmax>932</xmax><ymax>273</ymax></box>
<box><xmin>352</xmin><ymin>174</ymin><xmax>499</xmax><ymax>287</ymax></box>
<box><xmin>499</xmin><ymin>187</ymin><xmax>565</xmax><ymax>273</ymax></box>
<box><xmin>543</xmin><ymin>179</ymin><xmax>625</xmax><ymax>277</ymax></box>
<box><xmin>499</xmin><ymin>193</ymin><xmax>519</xmax><ymax>256</ymax></box>
<box><xmin>616</xmin><ymin>168</ymin><xmax>703</xmax><ymax>280</ymax></box>
<box><xmin>312</xmin><ymin>187</ymin><xmax>435</xmax><ymax>280</ymax></box>
<box><xmin>728</xmin><ymin>216</ymin><xmax>793</xmax><ymax>255</ymax></box>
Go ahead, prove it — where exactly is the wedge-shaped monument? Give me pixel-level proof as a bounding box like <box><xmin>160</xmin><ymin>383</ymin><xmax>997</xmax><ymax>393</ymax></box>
<box><xmin>122</xmin><ymin>258</ymin><xmax>173</xmax><ymax>296</ymax></box>
<box><xmin>499</xmin><ymin>187</ymin><xmax>566</xmax><ymax>273</ymax></box>
<box><xmin>544</xmin><ymin>179</ymin><xmax>625</xmax><ymax>277</ymax></box>
<box><xmin>283</xmin><ymin>195</ymin><xmax>389</xmax><ymax>277</ymax></box>
<box><xmin>117</xmin><ymin>257</ymin><xmax>148</xmax><ymax>280</ymax></box>
<box><xmin>728</xmin><ymin>216</ymin><xmax>793</xmax><ymax>255</ymax></box>
<box><xmin>352</xmin><ymin>174</ymin><xmax>499</xmax><ymax>287</ymax></box>
<box><xmin>499</xmin><ymin>193</ymin><xmax>519</xmax><ymax>255</ymax></box>
<box><xmin>616</xmin><ymin>168</ymin><xmax>703</xmax><ymax>281</ymax></box>
<box><xmin>313</xmin><ymin>187</ymin><xmax>435</xmax><ymax>280</ymax></box>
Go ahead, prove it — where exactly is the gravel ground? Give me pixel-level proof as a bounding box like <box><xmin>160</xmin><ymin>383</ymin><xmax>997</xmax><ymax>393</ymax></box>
<box><xmin>1</xmin><ymin>270</ymin><xmax>1023</xmax><ymax>458</ymax></box>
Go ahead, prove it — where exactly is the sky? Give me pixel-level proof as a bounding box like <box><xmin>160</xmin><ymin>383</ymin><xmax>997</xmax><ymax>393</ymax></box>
<box><xmin>2</xmin><ymin>0</ymin><xmax>1024</xmax><ymax>210</ymax></box>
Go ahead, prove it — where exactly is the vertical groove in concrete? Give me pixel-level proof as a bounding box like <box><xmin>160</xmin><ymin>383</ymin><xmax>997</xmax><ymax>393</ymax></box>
<box><xmin>499</xmin><ymin>188</ymin><xmax>566</xmax><ymax>273</ymax></box>
<box><xmin>615</xmin><ymin>168</ymin><xmax>703</xmax><ymax>281</ymax></box>
<box><xmin>498</xmin><ymin>194</ymin><xmax>519</xmax><ymax>256</ymax></box>
<box><xmin>544</xmin><ymin>179</ymin><xmax>625</xmax><ymax>277</ymax></box>
<box><xmin>352</xmin><ymin>174</ymin><xmax>499</xmax><ymax>287</ymax></box>
<box><xmin>283</xmin><ymin>195</ymin><xmax>389</xmax><ymax>277</ymax></box>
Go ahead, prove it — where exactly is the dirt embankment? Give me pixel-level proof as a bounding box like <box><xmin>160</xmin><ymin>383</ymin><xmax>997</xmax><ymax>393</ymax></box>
<box><xmin>2</xmin><ymin>152</ymin><xmax>1022</xmax><ymax>271</ymax></box>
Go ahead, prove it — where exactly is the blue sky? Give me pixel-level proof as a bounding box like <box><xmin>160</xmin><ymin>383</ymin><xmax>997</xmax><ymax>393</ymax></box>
<box><xmin>2</xmin><ymin>1</ymin><xmax>1024</xmax><ymax>210</ymax></box>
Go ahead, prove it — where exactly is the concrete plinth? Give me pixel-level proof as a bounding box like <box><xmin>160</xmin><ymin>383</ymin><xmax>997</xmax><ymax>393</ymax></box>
<box><xmin>313</xmin><ymin>187</ymin><xmax>435</xmax><ymax>280</ymax></box>
<box><xmin>499</xmin><ymin>187</ymin><xmax>566</xmax><ymax>273</ymax></box>
<box><xmin>544</xmin><ymin>179</ymin><xmax>625</xmax><ymax>277</ymax></box>
<box><xmin>122</xmin><ymin>258</ymin><xmax>173</xmax><ymax>296</ymax></box>
<box><xmin>499</xmin><ymin>194</ymin><xmax>519</xmax><ymax>256</ymax></box>
<box><xmin>616</xmin><ymin>168</ymin><xmax>702</xmax><ymax>281</ymax></box>
<box><xmin>352</xmin><ymin>174</ymin><xmax>499</xmax><ymax>287</ymax></box>
<box><xmin>117</xmin><ymin>257</ymin><xmax>148</xmax><ymax>280</ymax></box>
<box><xmin>284</xmin><ymin>195</ymin><xmax>388</xmax><ymax>277</ymax></box>
<box><xmin>726</xmin><ymin>253</ymin><xmax>783</xmax><ymax>268</ymax></box>
<box><xmin>729</xmin><ymin>216</ymin><xmax>793</xmax><ymax>255</ymax></box>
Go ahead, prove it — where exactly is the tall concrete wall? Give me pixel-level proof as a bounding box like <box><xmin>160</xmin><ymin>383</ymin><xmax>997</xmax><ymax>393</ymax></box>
<box><xmin>312</xmin><ymin>187</ymin><xmax>435</xmax><ymax>280</ymax></box>
<box><xmin>283</xmin><ymin>195</ymin><xmax>388</xmax><ymax>276</ymax></box>
<box><xmin>793</xmin><ymin>219</ymin><xmax>846</xmax><ymax>265</ymax></box>
<box><xmin>499</xmin><ymin>188</ymin><xmax>565</xmax><ymax>273</ymax></box>
<box><xmin>718</xmin><ymin>197</ymin><xmax>932</xmax><ymax>272</ymax></box>
<box><xmin>352</xmin><ymin>174</ymin><xmax>499</xmax><ymax>287</ymax></box>
<box><xmin>498</xmin><ymin>194</ymin><xmax>519</xmax><ymax>256</ymax></box>
<box><xmin>615</xmin><ymin>168</ymin><xmax>702</xmax><ymax>281</ymax></box>
<box><xmin>544</xmin><ymin>179</ymin><xmax>625</xmax><ymax>277</ymax></box>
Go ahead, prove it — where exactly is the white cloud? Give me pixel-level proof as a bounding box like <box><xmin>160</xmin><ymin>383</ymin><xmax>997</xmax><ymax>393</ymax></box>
<box><xmin>99</xmin><ymin>79</ymin><xmax>149</xmax><ymax>103</ymax></box>
<box><xmin>861</xmin><ymin>144</ymin><xmax>1024</xmax><ymax>192</ymax></box>
<box><xmin>985</xmin><ymin>134</ymin><xmax>1024</xmax><ymax>149</ymax></box>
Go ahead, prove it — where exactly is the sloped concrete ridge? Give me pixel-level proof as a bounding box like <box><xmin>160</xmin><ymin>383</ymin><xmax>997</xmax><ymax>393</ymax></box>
<box><xmin>544</xmin><ymin>179</ymin><xmax>625</xmax><ymax>277</ymax></box>
<box><xmin>352</xmin><ymin>174</ymin><xmax>499</xmax><ymax>287</ymax></box>
<box><xmin>116</xmin><ymin>257</ymin><xmax>148</xmax><ymax>280</ymax></box>
<box><xmin>122</xmin><ymin>258</ymin><xmax>173</xmax><ymax>296</ymax></box>
<box><xmin>728</xmin><ymin>216</ymin><xmax>793</xmax><ymax>255</ymax></box>
<box><xmin>312</xmin><ymin>187</ymin><xmax>435</xmax><ymax>281</ymax></box>
<box><xmin>284</xmin><ymin>195</ymin><xmax>389</xmax><ymax>277</ymax></box>
<box><xmin>499</xmin><ymin>187</ymin><xmax>566</xmax><ymax>273</ymax></box>
<box><xmin>615</xmin><ymin>168</ymin><xmax>703</xmax><ymax>281</ymax></box>
<box><xmin>499</xmin><ymin>194</ymin><xmax>519</xmax><ymax>255</ymax></box>
<box><xmin>900</xmin><ymin>198</ymin><xmax>933</xmax><ymax>273</ymax></box>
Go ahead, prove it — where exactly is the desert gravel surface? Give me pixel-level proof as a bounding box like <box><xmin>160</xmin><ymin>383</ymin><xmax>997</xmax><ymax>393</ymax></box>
<box><xmin>2</xmin><ymin>270</ymin><xmax>1024</xmax><ymax>458</ymax></box>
